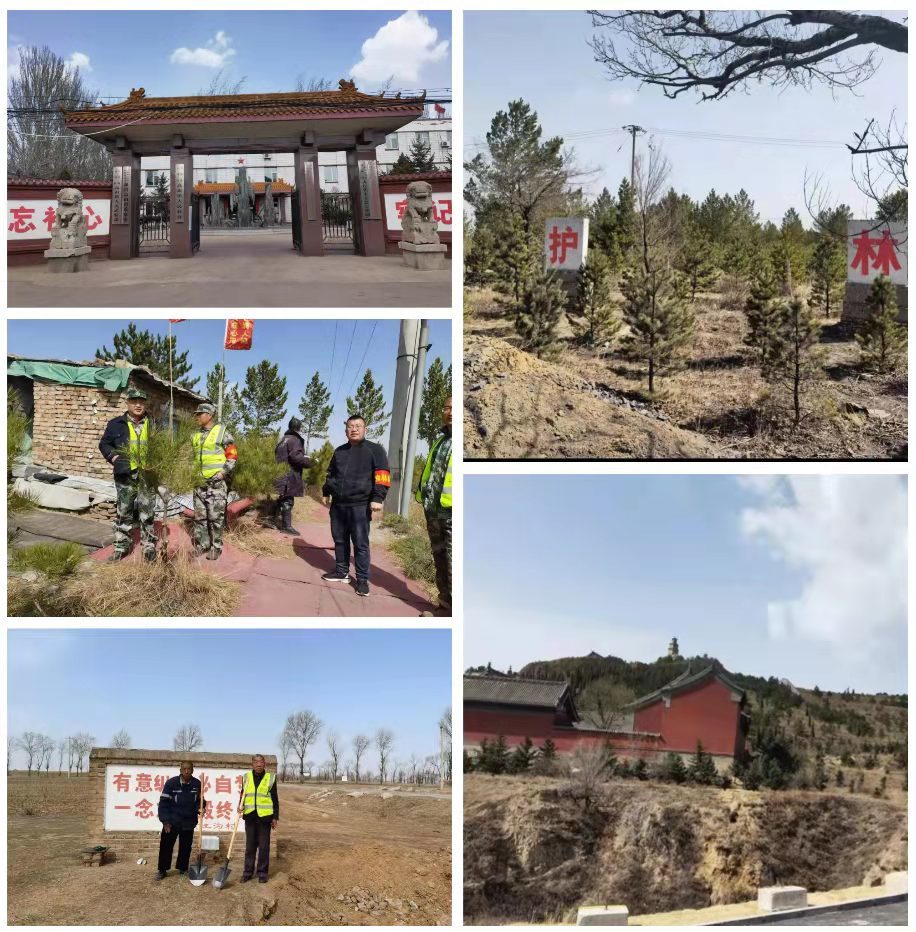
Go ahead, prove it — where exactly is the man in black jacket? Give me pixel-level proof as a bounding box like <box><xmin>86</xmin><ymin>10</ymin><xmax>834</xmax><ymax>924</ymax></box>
<box><xmin>321</xmin><ymin>414</ymin><xmax>390</xmax><ymax>597</ymax></box>
<box><xmin>156</xmin><ymin>762</ymin><xmax>204</xmax><ymax>880</ymax></box>
<box><xmin>98</xmin><ymin>387</ymin><xmax>157</xmax><ymax>563</ymax></box>
<box><xmin>274</xmin><ymin>417</ymin><xmax>311</xmax><ymax>536</ymax></box>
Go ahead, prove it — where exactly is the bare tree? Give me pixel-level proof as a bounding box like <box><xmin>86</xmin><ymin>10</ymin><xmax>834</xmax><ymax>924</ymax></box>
<box><xmin>281</xmin><ymin>711</ymin><xmax>323</xmax><ymax>780</ymax></box>
<box><xmin>352</xmin><ymin>734</ymin><xmax>370</xmax><ymax>784</ymax></box>
<box><xmin>439</xmin><ymin>708</ymin><xmax>452</xmax><ymax>784</ymax></box>
<box><xmin>17</xmin><ymin>732</ymin><xmax>42</xmax><ymax>776</ymax></box>
<box><xmin>589</xmin><ymin>11</ymin><xmax>906</xmax><ymax>101</ymax></box>
<box><xmin>326</xmin><ymin>732</ymin><xmax>342</xmax><ymax>782</ymax></box>
<box><xmin>172</xmin><ymin>725</ymin><xmax>203</xmax><ymax>753</ymax></box>
<box><xmin>279</xmin><ymin>733</ymin><xmax>293</xmax><ymax>782</ymax></box>
<box><xmin>111</xmin><ymin>729</ymin><xmax>131</xmax><ymax>750</ymax></box>
<box><xmin>198</xmin><ymin>68</ymin><xmax>247</xmax><ymax>96</ymax></box>
<box><xmin>71</xmin><ymin>733</ymin><xmax>94</xmax><ymax>773</ymax></box>
<box><xmin>375</xmin><ymin>729</ymin><xmax>394</xmax><ymax>784</ymax></box>
<box><xmin>8</xmin><ymin>737</ymin><xmax>14</xmax><ymax>773</ymax></box>
<box><xmin>294</xmin><ymin>75</ymin><xmax>335</xmax><ymax>92</ymax></box>
<box><xmin>39</xmin><ymin>735</ymin><xmax>55</xmax><ymax>775</ymax></box>
<box><xmin>57</xmin><ymin>739</ymin><xmax>66</xmax><ymax>775</ymax></box>
<box><xmin>8</xmin><ymin>45</ymin><xmax>112</xmax><ymax>179</ymax></box>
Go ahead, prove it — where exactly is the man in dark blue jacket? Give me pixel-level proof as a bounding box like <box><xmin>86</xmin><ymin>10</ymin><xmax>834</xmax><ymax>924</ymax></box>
<box><xmin>274</xmin><ymin>417</ymin><xmax>311</xmax><ymax>536</ymax></box>
<box><xmin>155</xmin><ymin>762</ymin><xmax>204</xmax><ymax>880</ymax></box>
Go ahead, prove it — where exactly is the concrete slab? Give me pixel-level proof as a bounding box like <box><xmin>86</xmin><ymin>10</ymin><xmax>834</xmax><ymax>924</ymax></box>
<box><xmin>9</xmin><ymin>235</ymin><xmax>450</xmax><ymax>308</ymax></box>
<box><xmin>577</xmin><ymin>905</ymin><xmax>629</xmax><ymax>925</ymax></box>
<box><xmin>758</xmin><ymin>887</ymin><xmax>808</xmax><ymax>913</ymax></box>
<box><xmin>318</xmin><ymin>584</ymin><xmax>428</xmax><ymax>617</ymax></box>
<box><xmin>11</xmin><ymin>509</ymin><xmax>114</xmax><ymax>549</ymax></box>
<box><xmin>884</xmin><ymin>872</ymin><xmax>907</xmax><ymax>895</ymax></box>
<box><xmin>14</xmin><ymin>478</ymin><xmax>91</xmax><ymax>511</ymax></box>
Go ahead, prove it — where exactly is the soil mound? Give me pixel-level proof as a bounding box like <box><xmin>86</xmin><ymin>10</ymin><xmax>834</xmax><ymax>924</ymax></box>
<box><xmin>463</xmin><ymin>775</ymin><xmax>907</xmax><ymax>924</ymax></box>
<box><xmin>464</xmin><ymin>334</ymin><xmax>716</xmax><ymax>459</ymax></box>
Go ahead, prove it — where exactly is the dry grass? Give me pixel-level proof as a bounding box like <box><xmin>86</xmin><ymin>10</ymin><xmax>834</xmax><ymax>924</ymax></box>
<box><xmin>8</xmin><ymin>556</ymin><xmax>242</xmax><ymax>617</ymax></box>
<box><xmin>224</xmin><ymin>515</ymin><xmax>293</xmax><ymax>558</ymax></box>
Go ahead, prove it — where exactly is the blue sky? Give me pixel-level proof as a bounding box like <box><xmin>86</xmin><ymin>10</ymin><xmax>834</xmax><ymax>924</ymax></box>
<box><xmin>465</xmin><ymin>475</ymin><xmax>907</xmax><ymax>694</ymax></box>
<box><xmin>8</xmin><ymin>629</ymin><xmax>451</xmax><ymax>770</ymax></box>
<box><xmin>7</xmin><ymin>318</ymin><xmax>451</xmax><ymax>452</ymax></box>
<box><xmin>8</xmin><ymin>10</ymin><xmax>451</xmax><ymax>98</ymax></box>
<box><xmin>465</xmin><ymin>11</ymin><xmax>906</xmax><ymax>223</ymax></box>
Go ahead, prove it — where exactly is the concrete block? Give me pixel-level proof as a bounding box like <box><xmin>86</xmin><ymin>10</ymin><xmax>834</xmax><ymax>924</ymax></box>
<box><xmin>201</xmin><ymin>835</ymin><xmax>220</xmax><ymax>851</ymax></box>
<box><xmin>885</xmin><ymin>871</ymin><xmax>907</xmax><ymax>894</ymax></box>
<box><xmin>399</xmin><ymin>240</ymin><xmax>447</xmax><ymax>271</ymax></box>
<box><xmin>577</xmin><ymin>906</ymin><xmax>629</xmax><ymax>926</ymax></box>
<box><xmin>757</xmin><ymin>886</ymin><xmax>807</xmax><ymax>912</ymax></box>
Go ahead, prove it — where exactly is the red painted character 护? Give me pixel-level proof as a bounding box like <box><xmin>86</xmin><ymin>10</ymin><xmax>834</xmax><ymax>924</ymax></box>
<box><xmin>547</xmin><ymin>225</ymin><xmax>578</xmax><ymax>265</ymax></box>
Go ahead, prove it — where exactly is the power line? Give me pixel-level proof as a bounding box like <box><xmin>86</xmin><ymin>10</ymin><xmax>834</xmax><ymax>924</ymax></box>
<box><xmin>336</xmin><ymin>321</ymin><xmax>357</xmax><ymax>399</ymax></box>
<box><xmin>348</xmin><ymin>321</ymin><xmax>378</xmax><ymax>395</ymax></box>
<box><xmin>328</xmin><ymin>320</ymin><xmax>338</xmax><ymax>388</ymax></box>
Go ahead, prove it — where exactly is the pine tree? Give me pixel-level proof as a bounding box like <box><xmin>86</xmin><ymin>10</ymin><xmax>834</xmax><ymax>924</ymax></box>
<box><xmin>770</xmin><ymin>296</ymin><xmax>825</xmax><ymax>425</ymax></box>
<box><xmin>615</xmin><ymin>177</ymin><xmax>638</xmax><ymax>264</ymax></box>
<box><xmin>491</xmin><ymin>212</ymin><xmax>537</xmax><ymax>309</ymax></box>
<box><xmin>539</xmin><ymin>738</ymin><xmax>557</xmax><ymax>760</ymax></box>
<box><xmin>857</xmin><ymin>276</ymin><xmax>906</xmax><ymax>373</ymax></box>
<box><xmin>678</xmin><ymin>220</ymin><xmax>719</xmax><ymax>300</ymax></box>
<box><xmin>387</xmin><ymin>153</ymin><xmax>416</xmax><ymax>175</ymax></box>
<box><xmin>515</xmin><ymin>264</ymin><xmax>567</xmax><ymax>357</ymax></box>
<box><xmin>809</xmin><ymin>230</ymin><xmax>847</xmax><ymax>318</ymax></box>
<box><xmin>572</xmin><ymin>251</ymin><xmax>621</xmax><ymax>347</ymax></box>
<box><xmin>418</xmin><ymin>357</ymin><xmax>452</xmax><ymax>448</ymax></box>
<box><xmin>298</xmin><ymin>371</ymin><xmax>333</xmax><ymax>450</ymax></box>
<box><xmin>772</xmin><ymin>207</ymin><xmax>808</xmax><ymax>292</ymax></box>
<box><xmin>744</xmin><ymin>264</ymin><xmax>784</xmax><ymax>376</ymax></box>
<box><xmin>620</xmin><ymin>265</ymin><xmax>695</xmax><ymax>394</ymax></box>
<box><xmin>346</xmin><ymin>369</ymin><xmax>391</xmax><ymax>440</ymax></box>
<box><xmin>813</xmin><ymin>753</ymin><xmax>828</xmax><ymax>790</ymax></box>
<box><xmin>408</xmin><ymin>134</ymin><xmax>436</xmax><ymax>172</ymax></box>
<box><xmin>479</xmin><ymin>735</ymin><xmax>509</xmax><ymax>775</ymax></box>
<box><xmin>589</xmin><ymin>187</ymin><xmax>621</xmax><ymax>268</ymax></box>
<box><xmin>663</xmin><ymin>752</ymin><xmax>688</xmax><ymax>784</ymax></box>
<box><xmin>96</xmin><ymin>323</ymin><xmax>199</xmax><ymax>390</ymax></box>
<box><xmin>508</xmin><ymin>736</ymin><xmax>536</xmax><ymax>774</ymax></box>
<box><xmin>465</xmin><ymin>216</ymin><xmax>497</xmax><ymax>286</ymax></box>
<box><xmin>305</xmin><ymin>440</ymin><xmax>334</xmax><ymax>488</ymax></box>
<box><xmin>688</xmin><ymin>741</ymin><xmax>718</xmax><ymax>785</ymax></box>
<box><xmin>632</xmin><ymin>758</ymin><xmax>649</xmax><ymax>781</ymax></box>
<box><xmin>205</xmin><ymin>363</ymin><xmax>243</xmax><ymax>433</ymax></box>
<box><xmin>240</xmin><ymin>360</ymin><xmax>288</xmax><ymax>434</ymax></box>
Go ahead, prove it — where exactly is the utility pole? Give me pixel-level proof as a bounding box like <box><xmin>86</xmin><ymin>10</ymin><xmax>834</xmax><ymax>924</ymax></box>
<box><xmin>386</xmin><ymin>320</ymin><xmax>422</xmax><ymax>515</ymax></box>
<box><xmin>398</xmin><ymin>320</ymin><xmax>429</xmax><ymax>518</ymax></box>
<box><xmin>621</xmin><ymin>124</ymin><xmax>645</xmax><ymax>186</ymax></box>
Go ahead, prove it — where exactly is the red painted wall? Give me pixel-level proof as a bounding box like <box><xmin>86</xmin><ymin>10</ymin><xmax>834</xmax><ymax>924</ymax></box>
<box><xmin>633</xmin><ymin>678</ymin><xmax>741</xmax><ymax>757</ymax></box>
<box><xmin>8</xmin><ymin>179</ymin><xmax>112</xmax><ymax>266</ymax></box>
<box><xmin>378</xmin><ymin>171</ymin><xmax>452</xmax><ymax>257</ymax></box>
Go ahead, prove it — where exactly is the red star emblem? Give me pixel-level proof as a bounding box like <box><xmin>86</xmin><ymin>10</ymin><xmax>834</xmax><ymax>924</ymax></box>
<box><xmin>237</xmin><ymin>157</ymin><xmax>245</xmax><ymax>165</ymax></box>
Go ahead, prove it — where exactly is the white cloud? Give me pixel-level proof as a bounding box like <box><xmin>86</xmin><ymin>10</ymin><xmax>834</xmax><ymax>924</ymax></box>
<box><xmin>740</xmin><ymin>476</ymin><xmax>906</xmax><ymax>657</ymax></box>
<box><xmin>170</xmin><ymin>31</ymin><xmax>235</xmax><ymax>68</ymax></box>
<box><xmin>65</xmin><ymin>51</ymin><xmax>92</xmax><ymax>73</ymax></box>
<box><xmin>607</xmin><ymin>89</ymin><xmax>635</xmax><ymax>107</ymax></box>
<box><xmin>350</xmin><ymin>11</ymin><xmax>449</xmax><ymax>85</ymax></box>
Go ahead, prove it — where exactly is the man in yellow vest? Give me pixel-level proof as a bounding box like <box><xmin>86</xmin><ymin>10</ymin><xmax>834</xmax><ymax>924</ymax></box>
<box><xmin>191</xmin><ymin>402</ymin><xmax>238</xmax><ymax>561</ymax></box>
<box><xmin>98</xmin><ymin>387</ymin><xmax>157</xmax><ymax>562</ymax></box>
<box><xmin>417</xmin><ymin>396</ymin><xmax>452</xmax><ymax>616</ymax></box>
<box><xmin>239</xmin><ymin>754</ymin><xmax>279</xmax><ymax>884</ymax></box>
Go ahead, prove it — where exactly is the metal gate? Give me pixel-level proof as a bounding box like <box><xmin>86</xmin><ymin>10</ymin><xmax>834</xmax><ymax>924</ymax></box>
<box><xmin>321</xmin><ymin>192</ymin><xmax>353</xmax><ymax>242</ymax></box>
<box><xmin>138</xmin><ymin>197</ymin><xmax>170</xmax><ymax>253</ymax></box>
<box><xmin>291</xmin><ymin>189</ymin><xmax>301</xmax><ymax>252</ymax></box>
<box><xmin>191</xmin><ymin>194</ymin><xmax>200</xmax><ymax>252</ymax></box>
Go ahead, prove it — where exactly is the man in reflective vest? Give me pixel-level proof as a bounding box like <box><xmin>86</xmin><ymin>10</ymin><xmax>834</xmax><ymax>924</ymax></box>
<box><xmin>239</xmin><ymin>754</ymin><xmax>279</xmax><ymax>883</ymax></box>
<box><xmin>98</xmin><ymin>387</ymin><xmax>157</xmax><ymax>563</ymax></box>
<box><xmin>417</xmin><ymin>396</ymin><xmax>452</xmax><ymax>616</ymax></box>
<box><xmin>191</xmin><ymin>402</ymin><xmax>238</xmax><ymax>560</ymax></box>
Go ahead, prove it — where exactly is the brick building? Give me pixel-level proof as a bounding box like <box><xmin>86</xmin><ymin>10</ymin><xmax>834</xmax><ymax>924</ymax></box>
<box><xmin>88</xmin><ymin>748</ymin><xmax>278</xmax><ymax>863</ymax></box>
<box><xmin>464</xmin><ymin>665</ymin><xmax>750</xmax><ymax>770</ymax></box>
<box><xmin>8</xmin><ymin>354</ymin><xmax>206</xmax><ymax>482</ymax></box>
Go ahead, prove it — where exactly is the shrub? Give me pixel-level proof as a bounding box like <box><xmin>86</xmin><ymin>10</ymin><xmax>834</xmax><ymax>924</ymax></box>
<box><xmin>231</xmin><ymin>431</ymin><xmax>287</xmax><ymax>500</ymax></box>
<box><xmin>10</xmin><ymin>542</ymin><xmax>84</xmax><ymax>579</ymax></box>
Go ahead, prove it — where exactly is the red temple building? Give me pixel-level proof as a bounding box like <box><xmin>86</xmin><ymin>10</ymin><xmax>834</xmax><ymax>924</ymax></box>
<box><xmin>464</xmin><ymin>665</ymin><xmax>750</xmax><ymax>770</ymax></box>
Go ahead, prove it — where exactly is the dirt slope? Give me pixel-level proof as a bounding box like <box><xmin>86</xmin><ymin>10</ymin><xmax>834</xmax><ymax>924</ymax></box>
<box><xmin>464</xmin><ymin>334</ymin><xmax>717</xmax><ymax>459</ymax></box>
<box><xmin>464</xmin><ymin>774</ymin><xmax>907</xmax><ymax>925</ymax></box>
<box><xmin>8</xmin><ymin>776</ymin><xmax>451</xmax><ymax>926</ymax></box>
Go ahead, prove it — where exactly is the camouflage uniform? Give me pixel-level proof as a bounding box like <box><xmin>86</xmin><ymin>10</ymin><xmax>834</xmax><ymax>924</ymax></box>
<box><xmin>191</xmin><ymin>415</ymin><xmax>237</xmax><ymax>557</ymax></box>
<box><xmin>420</xmin><ymin>434</ymin><xmax>452</xmax><ymax>613</ymax></box>
<box><xmin>114</xmin><ymin>478</ymin><xmax>157</xmax><ymax>557</ymax></box>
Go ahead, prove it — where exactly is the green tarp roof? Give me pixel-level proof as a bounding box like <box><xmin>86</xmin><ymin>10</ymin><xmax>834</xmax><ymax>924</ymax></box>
<box><xmin>7</xmin><ymin>360</ymin><xmax>133</xmax><ymax>392</ymax></box>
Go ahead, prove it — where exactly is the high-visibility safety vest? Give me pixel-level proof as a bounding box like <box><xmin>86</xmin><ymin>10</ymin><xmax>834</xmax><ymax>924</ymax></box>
<box><xmin>192</xmin><ymin>423</ymin><xmax>227</xmax><ymax>480</ymax></box>
<box><xmin>243</xmin><ymin>770</ymin><xmax>275</xmax><ymax>817</ymax></box>
<box><xmin>416</xmin><ymin>435</ymin><xmax>452</xmax><ymax>509</ymax></box>
<box><xmin>127</xmin><ymin>418</ymin><xmax>149</xmax><ymax>472</ymax></box>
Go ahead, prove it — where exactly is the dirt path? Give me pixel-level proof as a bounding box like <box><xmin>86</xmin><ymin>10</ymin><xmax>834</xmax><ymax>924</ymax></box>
<box><xmin>8</xmin><ymin>782</ymin><xmax>451</xmax><ymax>926</ymax></box>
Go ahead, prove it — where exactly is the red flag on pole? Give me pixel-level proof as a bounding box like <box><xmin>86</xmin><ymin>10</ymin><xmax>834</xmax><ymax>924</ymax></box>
<box><xmin>434</xmin><ymin>103</ymin><xmax>446</xmax><ymax>116</ymax></box>
<box><xmin>168</xmin><ymin>319</ymin><xmax>186</xmax><ymax>323</ymax></box>
<box><xmin>224</xmin><ymin>319</ymin><xmax>254</xmax><ymax>350</ymax></box>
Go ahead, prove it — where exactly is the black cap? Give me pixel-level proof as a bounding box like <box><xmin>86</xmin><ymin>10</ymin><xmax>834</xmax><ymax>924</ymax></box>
<box><xmin>289</xmin><ymin>417</ymin><xmax>303</xmax><ymax>432</ymax></box>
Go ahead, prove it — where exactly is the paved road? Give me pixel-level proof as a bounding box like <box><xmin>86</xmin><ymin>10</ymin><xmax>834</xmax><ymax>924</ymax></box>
<box><xmin>762</xmin><ymin>901</ymin><xmax>907</xmax><ymax>926</ymax></box>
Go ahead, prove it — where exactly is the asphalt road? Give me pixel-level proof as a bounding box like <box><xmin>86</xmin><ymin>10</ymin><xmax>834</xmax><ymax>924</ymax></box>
<box><xmin>761</xmin><ymin>900</ymin><xmax>907</xmax><ymax>926</ymax></box>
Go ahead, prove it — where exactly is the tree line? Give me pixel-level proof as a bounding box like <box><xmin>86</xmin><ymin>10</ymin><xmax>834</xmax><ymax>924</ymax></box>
<box><xmin>465</xmin><ymin>99</ymin><xmax>906</xmax><ymax>417</ymax></box>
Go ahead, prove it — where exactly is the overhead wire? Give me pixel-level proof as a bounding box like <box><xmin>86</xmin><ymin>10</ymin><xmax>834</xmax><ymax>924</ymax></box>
<box><xmin>348</xmin><ymin>321</ymin><xmax>378</xmax><ymax>396</ymax></box>
<box><xmin>335</xmin><ymin>320</ymin><xmax>357</xmax><ymax>400</ymax></box>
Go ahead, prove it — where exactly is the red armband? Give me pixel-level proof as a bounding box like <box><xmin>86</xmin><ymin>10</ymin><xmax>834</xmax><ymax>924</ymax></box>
<box><xmin>374</xmin><ymin>469</ymin><xmax>391</xmax><ymax>487</ymax></box>
<box><xmin>224</xmin><ymin>443</ymin><xmax>238</xmax><ymax>462</ymax></box>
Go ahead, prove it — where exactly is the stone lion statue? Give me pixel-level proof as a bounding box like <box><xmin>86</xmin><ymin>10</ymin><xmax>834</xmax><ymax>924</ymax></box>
<box><xmin>400</xmin><ymin>181</ymin><xmax>440</xmax><ymax>245</ymax></box>
<box><xmin>48</xmin><ymin>187</ymin><xmax>88</xmax><ymax>251</ymax></box>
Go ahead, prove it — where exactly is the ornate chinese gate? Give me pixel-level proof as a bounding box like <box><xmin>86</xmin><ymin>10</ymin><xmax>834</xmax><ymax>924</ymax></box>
<box><xmin>321</xmin><ymin>192</ymin><xmax>354</xmax><ymax>243</ymax></box>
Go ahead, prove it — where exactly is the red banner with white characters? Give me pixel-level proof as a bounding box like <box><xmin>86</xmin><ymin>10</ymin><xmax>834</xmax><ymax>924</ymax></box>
<box><xmin>224</xmin><ymin>319</ymin><xmax>254</xmax><ymax>350</ymax></box>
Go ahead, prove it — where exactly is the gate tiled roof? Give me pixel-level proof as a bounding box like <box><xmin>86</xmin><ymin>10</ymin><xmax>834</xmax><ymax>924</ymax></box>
<box><xmin>194</xmin><ymin>180</ymin><xmax>294</xmax><ymax>195</ymax></box>
<box><xmin>463</xmin><ymin>675</ymin><xmax>572</xmax><ymax>710</ymax></box>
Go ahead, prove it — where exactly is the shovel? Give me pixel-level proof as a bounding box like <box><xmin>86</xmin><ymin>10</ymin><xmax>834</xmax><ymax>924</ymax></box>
<box><xmin>212</xmin><ymin>792</ymin><xmax>244</xmax><ymax>889</ymax></box>
<box><xmin>188</xmin><ymin>778</ymin><xmax>208</xmax><ymax>886</ymax></box>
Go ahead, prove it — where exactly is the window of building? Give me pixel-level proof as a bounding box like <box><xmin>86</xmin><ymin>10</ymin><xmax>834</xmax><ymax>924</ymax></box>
<box><xmin>267</xmin><ymin>170</ymin><xmax>278</xmax><ymax>182</ymax></box>
<box><xmin>146</xmin><ymin>171</ymin><xmax>158</xmax><ymax>186</ymax></box>
<box><xmin>415</xmin><ymin>132</ymin><xmax>430</xmax><ymax>147</ymax></box>
<box><xmin>205</xmin><ymin>169</ymin><xmax>217</xmax><ymax>183</ymax></box>
<box><xmin>323</xmin><ymin>166</ymin><xmax>338</xmax><ymax>184</ymax></box>
<box><xmin>385</xmin><ymin>133</ymin><xmax>399</xmax><ymax>150</ymax></box>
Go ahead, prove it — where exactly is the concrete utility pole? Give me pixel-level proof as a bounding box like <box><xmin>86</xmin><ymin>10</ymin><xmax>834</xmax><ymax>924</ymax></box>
<box><xmin>386</xmin><ymin>320</ymin><xmax>422</xmax><ymax>516</ymax></box>
<box><xmin>398</xmin><ymin>319</ymin><xmax>429</xmax><ymax>518</ymax></box>
<box><xmin>622</xmin><ymin>124</ymin><xmax>645</xmax><ymax>186</ymax></box>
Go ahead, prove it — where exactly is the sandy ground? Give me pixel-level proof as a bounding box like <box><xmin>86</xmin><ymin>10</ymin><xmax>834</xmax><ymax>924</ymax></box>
<box><xmin>8</xmin><ymin>775</ymin><xmax>451</xmax><ymax>926</ymax></box>
<box><xmin>8</xmin><ymin>235</ymin><xmax>451</xmax><ymax>308</ymax></box>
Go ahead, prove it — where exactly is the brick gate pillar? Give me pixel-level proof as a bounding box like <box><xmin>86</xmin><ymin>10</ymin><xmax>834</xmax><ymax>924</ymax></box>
<box><xmin>347</xmin><ymin>143</ymin><xmax>386</xmax><ymax>257</ymax></box>
<box><xmin>169</xmin><ymin>141</ymin><xmax>194</xmax><ymax>259</ymax></box>
<box><xmin>109</xmin><ymin>147</ymin><xmax>140</xmax><ymax>260</ymax></box>
<box><xmin>293</xmin><ymin>143</ymin><xmax>324</xmax><ymax>256</ymax></box>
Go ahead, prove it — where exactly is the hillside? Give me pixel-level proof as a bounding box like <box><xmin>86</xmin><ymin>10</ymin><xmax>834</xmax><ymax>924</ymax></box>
<box><xmin>464</xmin><ymin>774</ymin><xmax>907</xmax><ymax>924</ymax></box>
